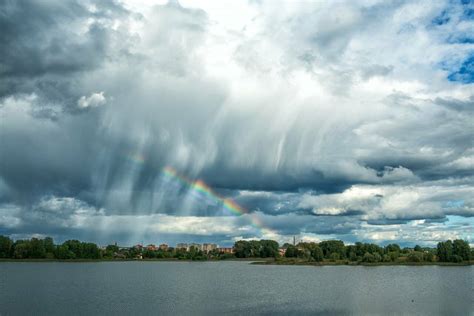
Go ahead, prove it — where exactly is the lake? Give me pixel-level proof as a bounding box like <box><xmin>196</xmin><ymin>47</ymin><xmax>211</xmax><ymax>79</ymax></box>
<box><xmin>0</xmin><ymin>262</ymin><xmax>472</xmax><ymax>315</ymax></box>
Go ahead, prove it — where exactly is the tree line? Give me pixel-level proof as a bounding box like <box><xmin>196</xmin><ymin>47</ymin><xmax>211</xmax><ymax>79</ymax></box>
<box><xmin>0</xmin><ymin>236</ymin><xmax>231</xmax><ymax>260</ymax></box>
<box><xmin>0</xmin><ymin>236</ymin><xmax>101</xmax><ymax>260</ymax></box>
<box><xmin>0</xmin><ymin>235</ymin><xmax>472</xmax><ymax>263</ymax></box>
<box><xmin>233</xmin><ymin>239</ymin><xmax>472</xmax><ymax>263</ymax></box>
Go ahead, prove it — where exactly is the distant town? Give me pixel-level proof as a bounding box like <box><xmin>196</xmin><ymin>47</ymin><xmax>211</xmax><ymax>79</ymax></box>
<box><xmin>0</xmin><ymin>235</ymin><xmax>472</xmax><ymax>265</ymax></box>
<box><xmin>108</xmin><ymin>242</ymin><xmax>235</xmax><ymax>260</ymax></box>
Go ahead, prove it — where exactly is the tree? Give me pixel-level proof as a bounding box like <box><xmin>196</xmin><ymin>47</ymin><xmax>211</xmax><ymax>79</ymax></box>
<box><xmin>362</xmin><ymin>252</ymin><xmax>375</xmax><ymax>263</ymax></box>
<box><xmin>259</xmin><ymin>240</ymin><xmax>279</xmax><ymax>258</ymax></box>
<box><xmin>104</xmin><ymin>244</ymin><xmax>119</xmax><ymax>258</ymax></box>
<box><xmin>407</xmin><ymin>252</ymin><xmax>423</xmax><ymax>262</ymax></box>
<box><xmin>329</xmin><ymin>252</ymin><xmax>340</xmax><ymax>261</ymax></box>
<box><xmin>346</xmin><ymin>245</ymin><xmax>357</xmax><ymax>261</ymax></box>
<box><xmin>13</xmin><ymin>241</ymin><xmax>30</xmax><ymax>259</ymax></box>
<box><xmin>55</xmin><ymin>245</ymin><xmax>75</xmax><ymax>259</ymax></box>
<box><xmin>285</xmin><ymin>245</ymin><xmax>299</xmax><ymax>258</ymax></box>
<box><xmin>44</xmin><ymin>237</ymin><xmax>55</xmax><ymax>258</ymax></box>
<box><xmin>63</xmin><ymin>240</ymin><xmax>83</xmax><ymax>258</ymax></box>
<box><xmin>373</xmin><ymin>253</ymin><xmax>382</xmax><ymax>262</ymax></box>
<box><xmin>319</xmin><ymin>240</ymin><xmax>346</xmax><ymax>259</ymax></box>
<box><xmin>0</xmin><ymin>235</ymin><xmax>13</xmax><ymax>258</ymax></box>
<box><xmin>452</xmin><ymin>240</ymin><xmax>470</xmax><ymax>261</ymax></box>
<box><xmin>385</xmin><ymin>243</ymin><xmax>401</xmax><ymax>253</ymax></box>
<box><xmin>437</xmin><ymin>240</ymin><xmax>453</xmax><ymax>262</ymax></box>
<box><xmin>234</xmin><ymin>241</ymin><xmax>252</xmax><ymax>258</ymax></box>
<box><xmin>106</xmin><ymin>244</ymin><xmax>119</xmax><ymax>253</ymax></box>
<box><xmin>311</xmin><ymin>246</ymin><xmax>324</xmax><ymax>262</ymax></box>
<box><xmin>414</xmin><ymin>245</ymin><xmax>422</xmax><ymax>252</ymax></box>
<box><xmin>29</xmin><ymin>238</ymin><xmax>46</xmax><ymax>258</ymax></box>
<box><xmin>388</xmin><ymin>251</ymin><xmax>400</xmax><ymax>261</ymax></box>
<box><xmin>423</xmin><ymin>252</ymin><xmax>434</xmax><ymax>262</ymax></box>
<box><xmin>82</xmin><ymin>242</ymin><xmax>100</xmax><ymax>259</ymax></box>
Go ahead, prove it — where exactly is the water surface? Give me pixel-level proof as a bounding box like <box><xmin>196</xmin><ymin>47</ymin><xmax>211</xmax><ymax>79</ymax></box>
<box><xmin>0</xmin><ymin>262</ymin><xmax>472</xmax><ymax>315</ymax></box>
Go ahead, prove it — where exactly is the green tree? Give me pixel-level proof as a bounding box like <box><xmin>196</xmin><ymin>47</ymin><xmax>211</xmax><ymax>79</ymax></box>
<box><xmin>437</xmin><ymin>240</ymin><xmax>453</xmax><ymax>262</ymax></box>
<box><xmin>345</xmin><ymin>245</ymin><xmax>357</xmax><ymax>261</ymax></box>
<box><xmin>319</xmin><ymin>240</ymin><xmax>346</xmax><ymax>259</ymax></box>
<box><xmin>407</xmin><ymin>251</ymin><xmax>423</xmax><ymax>262</ymax></box>
<box><xmin>106</xmin><ymin>244</ymin><xmax>119</xmax><ymax>253</ymax></box>
<box><xmin>373</xmin><ymin>253</ymin><xmax>382</xmax><ymax>262</ymax></box>
<box><xmin>55</xmin><ymin>245</ymin><xmax>75</xmax><ymax>259</ymax></box>
<box><xmin>423</xmin><ymin>252</ymin><xmax>434</xmax><ymax>262</ymax></box>
<box><xmin>259</xmin><ymin>240</ymin><xmax>279</xmax><ymax>258</ymax></box>
<box><xmin>44</xmin><ymin>237</ymin><xmax>55</xmax><ymax>258</ymax></box>
<box><xmin>329</xmin><ymin>252</ymin><xmax>340</xmax><ymax>261</ymax></box>
<box><xmin>0</xmin><ymin>235</ymin><xmax>13</xmax><ymax>258</ymax></box>
<box><xmin>234</xmin><ymin>241</ymin><xmax>252</xmax><ymax>258</ymax></box>
<box><xmin>13</xmin><ymin>241</ymin><xmax>30</xmax><ymax>259</ymax></box>
<box><xmin>452</xmin><ymin>239</ymin><xmax>470</xmax><ymax>261</ymax></box>
<box><xmin>82</xmin><ymin>242</ymin><xmax>100</xmax><ymax>259</ymax></box>
<box><xmin>63</xmin><ymin>240</ymin><xmax>83</xmax><ymax>258</ymax></box>
<box><xmin>311</xmin><ymin>246</ymin><xmax>324</xmax><ymax>262</ymax></box>
<box><xmin>384</xmin><ymin>243</ymin><xmax>401</xmax><ymax>253</ymax></box>
<box><xmin>29</xmin><ymin>238</ymin><xmax>46</xmax><ymax>258</ymax></box>
<box><xmin>285</xmin><ymin>245</ymin><xmax>299</xmax><ymax>258</ymax></box>
<box><xmin>388</xmin><ymin>251</ymin><xmax>400</xmax><ymax>261</ymax></box>
<box><xmin>362</xmin><ymin>252</ymin><xmax>375</xmax><ymax>263</ymax></box>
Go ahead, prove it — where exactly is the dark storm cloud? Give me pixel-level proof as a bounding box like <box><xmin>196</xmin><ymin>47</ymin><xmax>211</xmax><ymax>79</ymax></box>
<box><xmin>0</xmin><ymin>0</ymin><xmax>473</xmax><ymax>245</ymax></box>
<box><xmin>0</xmin><ymin>0</ymin><xmax>128</xmax><ymax>77</ymax></box>
<box><xmin>0</xmin><ymin>0</ymin><xmax>130</xmax><ymax>111</ymax></box>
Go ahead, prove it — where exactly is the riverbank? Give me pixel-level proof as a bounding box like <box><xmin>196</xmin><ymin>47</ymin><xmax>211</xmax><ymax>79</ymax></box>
<box><xmin>1</xmin><ymin>258</ymin><xmax>473</xmax><ymax>266</ymax></box>
<box><xmin>0</xmin><ymin>257</ymin><xmax>263</xmax><ymax>263</ymax></box>
<box><xmin>252</xmin><ymin>258</ymin><xmax>474</xmax><ymax>266</ymax></box>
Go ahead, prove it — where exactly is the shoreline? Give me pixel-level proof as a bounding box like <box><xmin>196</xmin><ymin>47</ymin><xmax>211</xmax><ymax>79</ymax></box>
<box><xmin>0</xmin><ymin>258</ymin><xmax>472</xmax><ymax>266</ymax></box>
<box><xmin>252</xmin><ymin>259</ymin><xmax>474</xmax><ymax>266</ymax></box>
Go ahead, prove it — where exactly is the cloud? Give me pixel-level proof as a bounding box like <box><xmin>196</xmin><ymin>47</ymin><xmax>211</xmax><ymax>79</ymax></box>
<box><xmin>77</xmin><ymin>92</ymin><xmax>107</xmax><ymax>109</ymax></box>
<box><xmin>0</xmin><ymin>0</ymin><xmax>473</xmax><ymax>245</ymax></box>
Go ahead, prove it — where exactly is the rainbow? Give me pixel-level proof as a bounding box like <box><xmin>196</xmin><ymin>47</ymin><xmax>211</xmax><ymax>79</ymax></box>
<box><xmin>122</xmin><ymin>151</ymin><xmax>274</xmax><ymax>236</ymax></box>
<box><xmin>162</xmin><ymin>166</ymin><xmax>247</xmax><ymax>216</ymax></box>
<box><xmin>161</xmin><ymin>167</ymin><xmax>277</xmax><ymax>236</ymax></box>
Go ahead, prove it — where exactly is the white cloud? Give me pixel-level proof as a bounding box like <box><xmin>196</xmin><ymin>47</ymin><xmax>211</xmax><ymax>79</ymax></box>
<box><xmin>77</xmin><ymin>92</ymin><xmax>106</xmax><ymax>109</ymax></box>
<box><xmin>299</xmin><ymin>180</ymin><xmax>474</xmax><ymax>220</ymax></box>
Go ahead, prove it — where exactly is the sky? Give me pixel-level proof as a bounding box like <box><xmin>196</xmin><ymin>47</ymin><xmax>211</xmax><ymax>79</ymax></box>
<box><xmin>0</xmin><ymin>0</ymin><xmax>473</xmax><ymax>247</ymax></box>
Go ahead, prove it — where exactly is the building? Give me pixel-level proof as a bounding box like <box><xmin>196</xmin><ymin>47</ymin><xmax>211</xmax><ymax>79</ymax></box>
<box><xmin>134</xmin><ymin>244</ymin><xmax>143</xmax><ymax>250</ymax></box>
<box><xmin>146</xmin><ymin>244</ymin><xmax>157</xmax><ymax>251</ymax></box>
<box><xmin>159</xmin><ymin>244</ymin><xmax>169</xmax><ymax>251</ymax></box>
<box><xmin>189</xmin><ymin>243</ymin><xmax>203</xmax><ymax>251</ymax></box>
<box><xmin>202</xmin><ymin>243</ymin><xmax>218</xmax><ymax>253</ymax></box>
<box><xmin>278</xmin><ymin>248</ymin><xmax>287</xmax><ymax>256</ymax></box>
<box><xmin>217</xmin><ymin>247</ymin><xmax>234</xmax><ymax>254</ymax></box>
<box><xmin>176</xmin><ymin>243</ymin><xmax>189</xmax><ymax>250</ymax></box>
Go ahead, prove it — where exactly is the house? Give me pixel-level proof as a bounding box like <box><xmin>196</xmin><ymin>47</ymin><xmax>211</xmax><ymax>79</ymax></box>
<box><xmin>202</xmin><ymin>243</ymin><xmax>218</xmax><ymax>253</ymax></box>
<box><xmin>113</xmin><ymin>252</ymin><xmax>126</xmax><ymax>259</ymax></box>
<box><xmin>278</xmin><ymin>248</ymin><xmax>287</xmax><ymax>256</ymax></box>
<box><xmin>176</xmin><ymin>243</ymin><xmax>189</xmax><ymax>251</ymax></box>
<box><xmin>159</xmin><ymin>244</ymin><xmax>169</xmax><ymax>251</ymax></box>
<box><xmin>146</xmin><ymin>244</ymin><xmax>157</xmax><ymax>251</ymax></box>
<box><xmin>189</xmin><ymin>243</ymin><xmax>203</xmax><ymax>251</ymax></box>
<box><xmin>218</xmin><ymin>247</ymin><xmax>234</xmax><ymax>254</ymax></box>
<box><xmin>134</xmin><ymin>244</ymin><xmax>143</xmax><ymax>250</ymax></box>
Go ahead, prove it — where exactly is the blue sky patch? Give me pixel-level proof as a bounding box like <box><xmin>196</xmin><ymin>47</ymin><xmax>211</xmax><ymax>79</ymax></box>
<box><xmin>448</xmin><ymin>54</ymin><xmax>474</xmax><ymax>83</ymax></box>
